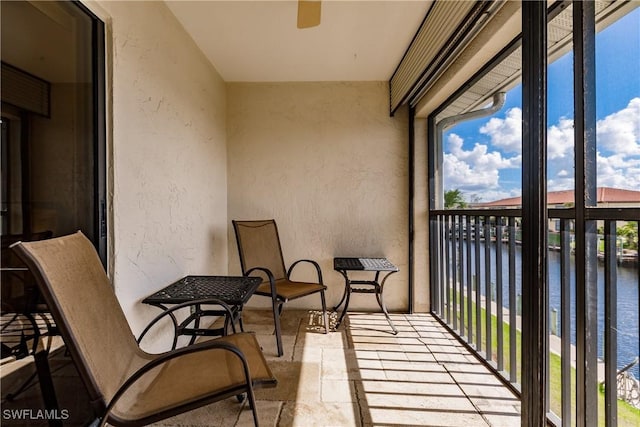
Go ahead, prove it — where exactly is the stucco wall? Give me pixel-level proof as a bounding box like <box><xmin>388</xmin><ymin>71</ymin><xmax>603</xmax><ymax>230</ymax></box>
<box><xmin>412</xmin><ymin>118</ymin><xmax>430</xmax><ymax>312</ymax></box>
<box><xmin>96</xmin><ymin>1</ymin><xmax>229</xmax><ymax>333</ymax></box>
<box><xmin>227</xmin><ymin>82</ymin><xmax>410</xmax><ymax>313</ymax></box>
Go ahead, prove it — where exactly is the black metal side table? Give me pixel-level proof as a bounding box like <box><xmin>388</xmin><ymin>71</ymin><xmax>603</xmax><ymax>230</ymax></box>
<box><xmin>333</xmin><ymin>257</ymin><xmax>399</xmax><ymax>334</ymax></box>
<box><xmin>142</xmin><ymin>275</ymin><xmax>261</xmax><ymax>348</ymax></box>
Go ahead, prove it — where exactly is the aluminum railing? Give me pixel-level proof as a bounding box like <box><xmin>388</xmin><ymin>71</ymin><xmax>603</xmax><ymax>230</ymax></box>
<box><xmin>429</xmin><ymin>207</ymin><xmax>639</xmax><ymax>424</ymax></box>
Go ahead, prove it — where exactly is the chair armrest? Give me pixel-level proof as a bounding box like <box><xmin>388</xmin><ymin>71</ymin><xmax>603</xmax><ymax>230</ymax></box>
<box><xmin>137</xmin><ymin>298</ymin><xmax>236</xmax><ymax>349</ymax></box>
<box><xmin>245</xmin><ymin>267</ymin><xmax>277</xmax><ymax>301</ymax></box>
<box><xmin>287</xmin><ymin>259</ymin><xmax>324</xmax><ymax>285</ymax></box>
<box><xmin>99</xmin><ymin>338</ymin><xmax>253</xmax><ymax>427</ymax></box>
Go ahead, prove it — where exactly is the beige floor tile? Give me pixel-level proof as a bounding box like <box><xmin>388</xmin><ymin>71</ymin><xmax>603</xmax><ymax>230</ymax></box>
<box><xmin>298</xmin><ymin>330</ymin><xmax>350</xmax><ymax>350</ymax></box>
<box><xmin>405</xmin><ymin>351</ymin><xmax>436</xmax><ymax>362</ymax></box>
<box><xmin>363</xmin><ymin>392</ymin><xmax>478</xmax><ymax>412</ymax></box>
<box><xmin>150</xmin><ymin>399</ymin><xmax>243</xmax><ymax>426</ymax></box>
<box><xmin>353</xmin><ymin>349</ymin><xmax>379</xmax><ymax>360</ymax></box>
<box><xmin>363</xmin><ymin>406</ymin><xmax>489</xmax><ymax>427</ymax></box>
<box><xmin>357</xmin><ymin>368</ymin><xmax>388</xmax><ymax>381</ymax></box>
<box><xmin>483</xmin><ymin>412</ymin><xmax>522</xmax><ymax>426</ymax></box>
<box><xmin>279</xmin><ymin>401</ymin><xmax>362</xmax><ymax>427</ymax></box>
<box><xmin>352</xmin><ymin>358</ymin><xmax>383</xmax><ymax>370</ymax></box>
<box><xmin>321</xmin><ymin>379</ymin><xmax>358</xmax><ymax>403</ymax></box>
<box><xmin>292</xmin><ymin>342</ymin><xmax>323</xmax><ymax>363</ymax></box>
<box><xmin>384</xmin><ymin>369</ymin><xmax>455</xmax><ymax>383</ymax></box>
<box><xmin>255</xmin><ymin>333</ymin><xmax>297</xmax><ymax>360</ymax></box>
<box><xmin>255</xmin><ymin>361</ymin><xmax>321</xmax><ymax>402</ymax></box>
<box><xmin>322</xmin><ymin>348</ymin><xmax>365</xmax><ymax>380</ymax></box>
<box><xmin>376</xmin><ymin>350</ymin><xmax>409</xmax><ymax>361</ymax></box>
<box><xmin>357</xmin><ymin>379</ymin><xmax>463</xmax><ymax>396</ymax></box>
<box><xmin>235</xmin><ymin>401</ymin><xmax>282</xmax><ymax>427</ymax></box>
<box><xmin>448</xmin><ymin>370</ymin><xmax>506</xmax><ymax>387</ymax></box>
<box><xmin>380</xmin><ymin>359</ymin><xmax>446</xmax><ymax>372</ymax></box>
<box><xmin>459</xmin><ymin>383</ymin><xmax>520</xmax><ymax>400</ymax></box>
<box><xmin>1</xmin><ymin>310</ymin><xmax>521</xmax><ymax>427</ymax></box>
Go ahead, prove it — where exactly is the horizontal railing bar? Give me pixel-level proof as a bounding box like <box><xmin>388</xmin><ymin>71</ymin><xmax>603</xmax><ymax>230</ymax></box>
<box><xmin>431</xmin><ymin>208</ymin><xmax>522</xmax><ymax>217</ymax></box>
<box><xmin>431</xmin><ymin>207</ymin><xmax>639</xmax><ymax>221</ymax></box>
<box><xmin>584</xmin><ymin>207</ymin><xmax>640</xmax><ymax>221</ymax></box>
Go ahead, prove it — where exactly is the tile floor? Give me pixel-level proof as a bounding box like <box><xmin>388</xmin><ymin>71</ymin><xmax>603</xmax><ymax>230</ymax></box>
<box><xmin>1</xmin><ymin>310</ymin><xmax>521</xmax><ymax>426</ymax></box>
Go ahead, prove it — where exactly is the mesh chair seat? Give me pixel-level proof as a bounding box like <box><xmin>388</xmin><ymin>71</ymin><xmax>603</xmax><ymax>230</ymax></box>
<box><xmin>112</xmin><ymin>333</ymin><xmax>273</xmax><ymax>421</ymax></box>
<box><xmin>255</xmin><ymin>279</ymin><xmax>326</xmax><ymax>301</ymax></box>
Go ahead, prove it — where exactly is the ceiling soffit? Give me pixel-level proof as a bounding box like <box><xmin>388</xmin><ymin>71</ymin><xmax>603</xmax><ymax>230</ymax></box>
<box><xmin>164</xmin><ymin>0</ymin><xmax>432</xmax><ymax>83</ymax></box>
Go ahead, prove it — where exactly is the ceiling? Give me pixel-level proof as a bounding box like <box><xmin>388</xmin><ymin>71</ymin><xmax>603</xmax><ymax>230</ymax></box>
<box><xmin>164</xmin><ymin>0</ymin><xmax>433</xmax><ymax>82</ymax></box>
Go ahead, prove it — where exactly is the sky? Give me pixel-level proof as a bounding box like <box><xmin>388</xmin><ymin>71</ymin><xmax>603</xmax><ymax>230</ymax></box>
<box><xmin>443</xmin><ymin>7</ymin><xmax>640</xmax><ymax>204</ymax></box>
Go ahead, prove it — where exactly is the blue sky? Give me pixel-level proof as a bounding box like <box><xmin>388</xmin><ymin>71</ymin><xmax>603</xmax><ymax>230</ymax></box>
<box><xmin>443</xmin><ymin>7</ymin><xmax>640</xmax><ymax>203</ymax></box>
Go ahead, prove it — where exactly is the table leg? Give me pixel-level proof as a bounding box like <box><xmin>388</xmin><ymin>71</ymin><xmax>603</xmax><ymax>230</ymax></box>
<box><xmin>332</xmin><ymin>274</ymin><xmax>349</xmax><ymax>312</ymax></box>
<box><xmin>377</xmin><ymin>271</ymin><xmax>398</xmax><ymax>335</ymax></box>
<box><xmin>334</xmin><ymin>270</ymin><xmax>351</xmax><ymax>329</ymax></box>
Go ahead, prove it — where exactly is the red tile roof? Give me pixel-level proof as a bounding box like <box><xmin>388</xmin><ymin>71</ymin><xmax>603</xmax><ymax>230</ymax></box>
<box><xmin>476</xmin><ymin>187</ymin><xmax>640</xmax><ymax>207</ymax></box>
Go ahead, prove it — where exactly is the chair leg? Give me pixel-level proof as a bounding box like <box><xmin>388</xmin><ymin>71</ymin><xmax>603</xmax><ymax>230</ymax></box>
<box><xmin>34</xmin><ymin>348</ymin><xmax>62</xmax><ymax>427</ymax></box>
<box><xmin>245</xmin><ymin>383</ymin><xmax>260</xmax><ymax>427</ymax></box>
<box><xmin>320</xmin><ymin>291</ymin><xmax>328</xmax><ymax>334</ymax></box>
<box><xmin>271</xmin><ymin>299</ymin><xmax>283</xmax><ymax>357</ymax></box>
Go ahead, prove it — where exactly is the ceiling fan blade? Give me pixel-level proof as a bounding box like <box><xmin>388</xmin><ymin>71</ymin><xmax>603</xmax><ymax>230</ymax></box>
<box><xmin>297</xmin><ymin>0</ymin><xmax>321</xmax><ymax>29</ymax></box>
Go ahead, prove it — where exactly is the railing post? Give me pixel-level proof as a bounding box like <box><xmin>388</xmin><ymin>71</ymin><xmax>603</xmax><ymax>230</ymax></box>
<box><xmin>508</xmin><ymin>216</ymin><xmax>517</xmax><ymax>383</ymax></box>
<box><xmin>603</xmin><ymin>220</ymin><xmax>618</xmax><ymax>425</ymax></box>
<box><xmin>573</xmin><ymin>2</ymin><xmax>598</xmax><ymax>425</ymax></box>
<box><xmin>521</xmin><ymin>1</ymin><xmax>548</xmax><ymax>424</ymax></box>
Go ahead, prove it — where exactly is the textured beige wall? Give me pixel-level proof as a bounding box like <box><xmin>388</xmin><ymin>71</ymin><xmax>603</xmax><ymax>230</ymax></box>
<box><xmin>96</xmin><ymin>1</ymin><xmax>229</xmax><ymax>333</ymax></box>
<box><xmin>227</xmin><ymin>82</ymin><xmax>410</xmax><ymax>312</ymax></box>
<box><xmin>413</xmin><ymin>118</ymin><xmax>430</xmax><ymax>312</ymax></box>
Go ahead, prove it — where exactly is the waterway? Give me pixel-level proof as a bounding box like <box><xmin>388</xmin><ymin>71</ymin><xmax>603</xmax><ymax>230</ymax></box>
<box><xmin>466</xmin><ymin>241</ymin><xmax>639</xmax><ymax>378</ymax></box>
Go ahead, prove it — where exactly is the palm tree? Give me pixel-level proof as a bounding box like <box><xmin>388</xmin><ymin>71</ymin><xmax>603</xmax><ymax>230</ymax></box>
<box><xmin>444</xmin><ymin>189</ymin><xmax>468</xmax><ymax>209</ymax></box>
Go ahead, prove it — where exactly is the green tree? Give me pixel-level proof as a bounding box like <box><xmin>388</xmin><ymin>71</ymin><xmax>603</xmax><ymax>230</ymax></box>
<box><xmin>444</xmin><ymin>189</ymin><xmax>468</xmax><ymax>209</ymax></box>
<box><xmin>617</xmin><ymin>222</ymin><xmax>638</xmax><ymax>250</ymax></box>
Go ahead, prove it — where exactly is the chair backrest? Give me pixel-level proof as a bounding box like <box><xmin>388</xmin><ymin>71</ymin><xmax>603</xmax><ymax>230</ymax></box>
<box><xmin>11</xmin><ymin>231</ymin><xmax>143</xmax><ymax>408</ymax></box>
<box><xmin>233</xmin><ymin>220</ymin><xmax>287</xmax><ymax>281</ymax></box>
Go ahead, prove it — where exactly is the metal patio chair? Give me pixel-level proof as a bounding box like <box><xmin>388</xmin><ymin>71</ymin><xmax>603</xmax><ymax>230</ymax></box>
<box><xmin>11</xmin><ymin>231</ymin><xmax>276</xmax><ymax>427</ymax></box>
<box><xmin>232</xmin><ymin>219</ymin><xmax>328</xmax><ymax>357</ymax></box>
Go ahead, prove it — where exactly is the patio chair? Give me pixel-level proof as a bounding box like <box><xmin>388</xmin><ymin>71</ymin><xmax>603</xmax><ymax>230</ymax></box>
<box><xmin>232</xmin><ymin>219</ymin><xmax>328</xmax><ymax>357</ymax></box>
<box><xmin>11</xmin><ymin>231</ymin><xmax>276</xmax><ymax>427</ymax></box>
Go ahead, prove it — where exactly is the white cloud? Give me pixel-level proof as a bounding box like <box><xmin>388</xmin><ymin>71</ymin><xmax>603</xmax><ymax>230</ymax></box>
<box><xmin>444</xmin><ymin>99</ymin><xmax>640</xmax><ymax>203</ymax></box>
<box><xmin>472</xmin><ymin>188</ymin><xmax>522</xmax><ymax>203</ymax></box>
<box><xmin>548</xmin><ymin>177</ymin><xmax>575</xmax><ymax>192</ymax></box>
<box><xmin>479</xmin><ymin>107</ymin><xmax>522</xmax><ymax>154</ymax></box>
<box><xmin>594</xmin><ymin>99</ymin><xmax>640</xmax><ymax>190</ymax></box>
<box><xmin>597</xmin><ymin>152</ymin><xmax>640</xmax><ymax>189</ymax></box>
<box><xmin>597</xmin><ymin>97</ymin><xmax>640</xmax><ymax>155</ymax></box>
<box><xmin>548</xmin><ymin>117</ymin><xmax>575</xmax><ymax>160</ymax></box>
<box><xmin>444</xmin><ymin>133</ymin><xmax>521</xmax><ymax>199</ymax></box>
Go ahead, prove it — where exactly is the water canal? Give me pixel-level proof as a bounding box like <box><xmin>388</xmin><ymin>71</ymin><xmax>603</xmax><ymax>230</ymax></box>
<box><xmin>469</xmin><ymin>241</ymin><xmax>639</xmax><ymax>378</ymax></box>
